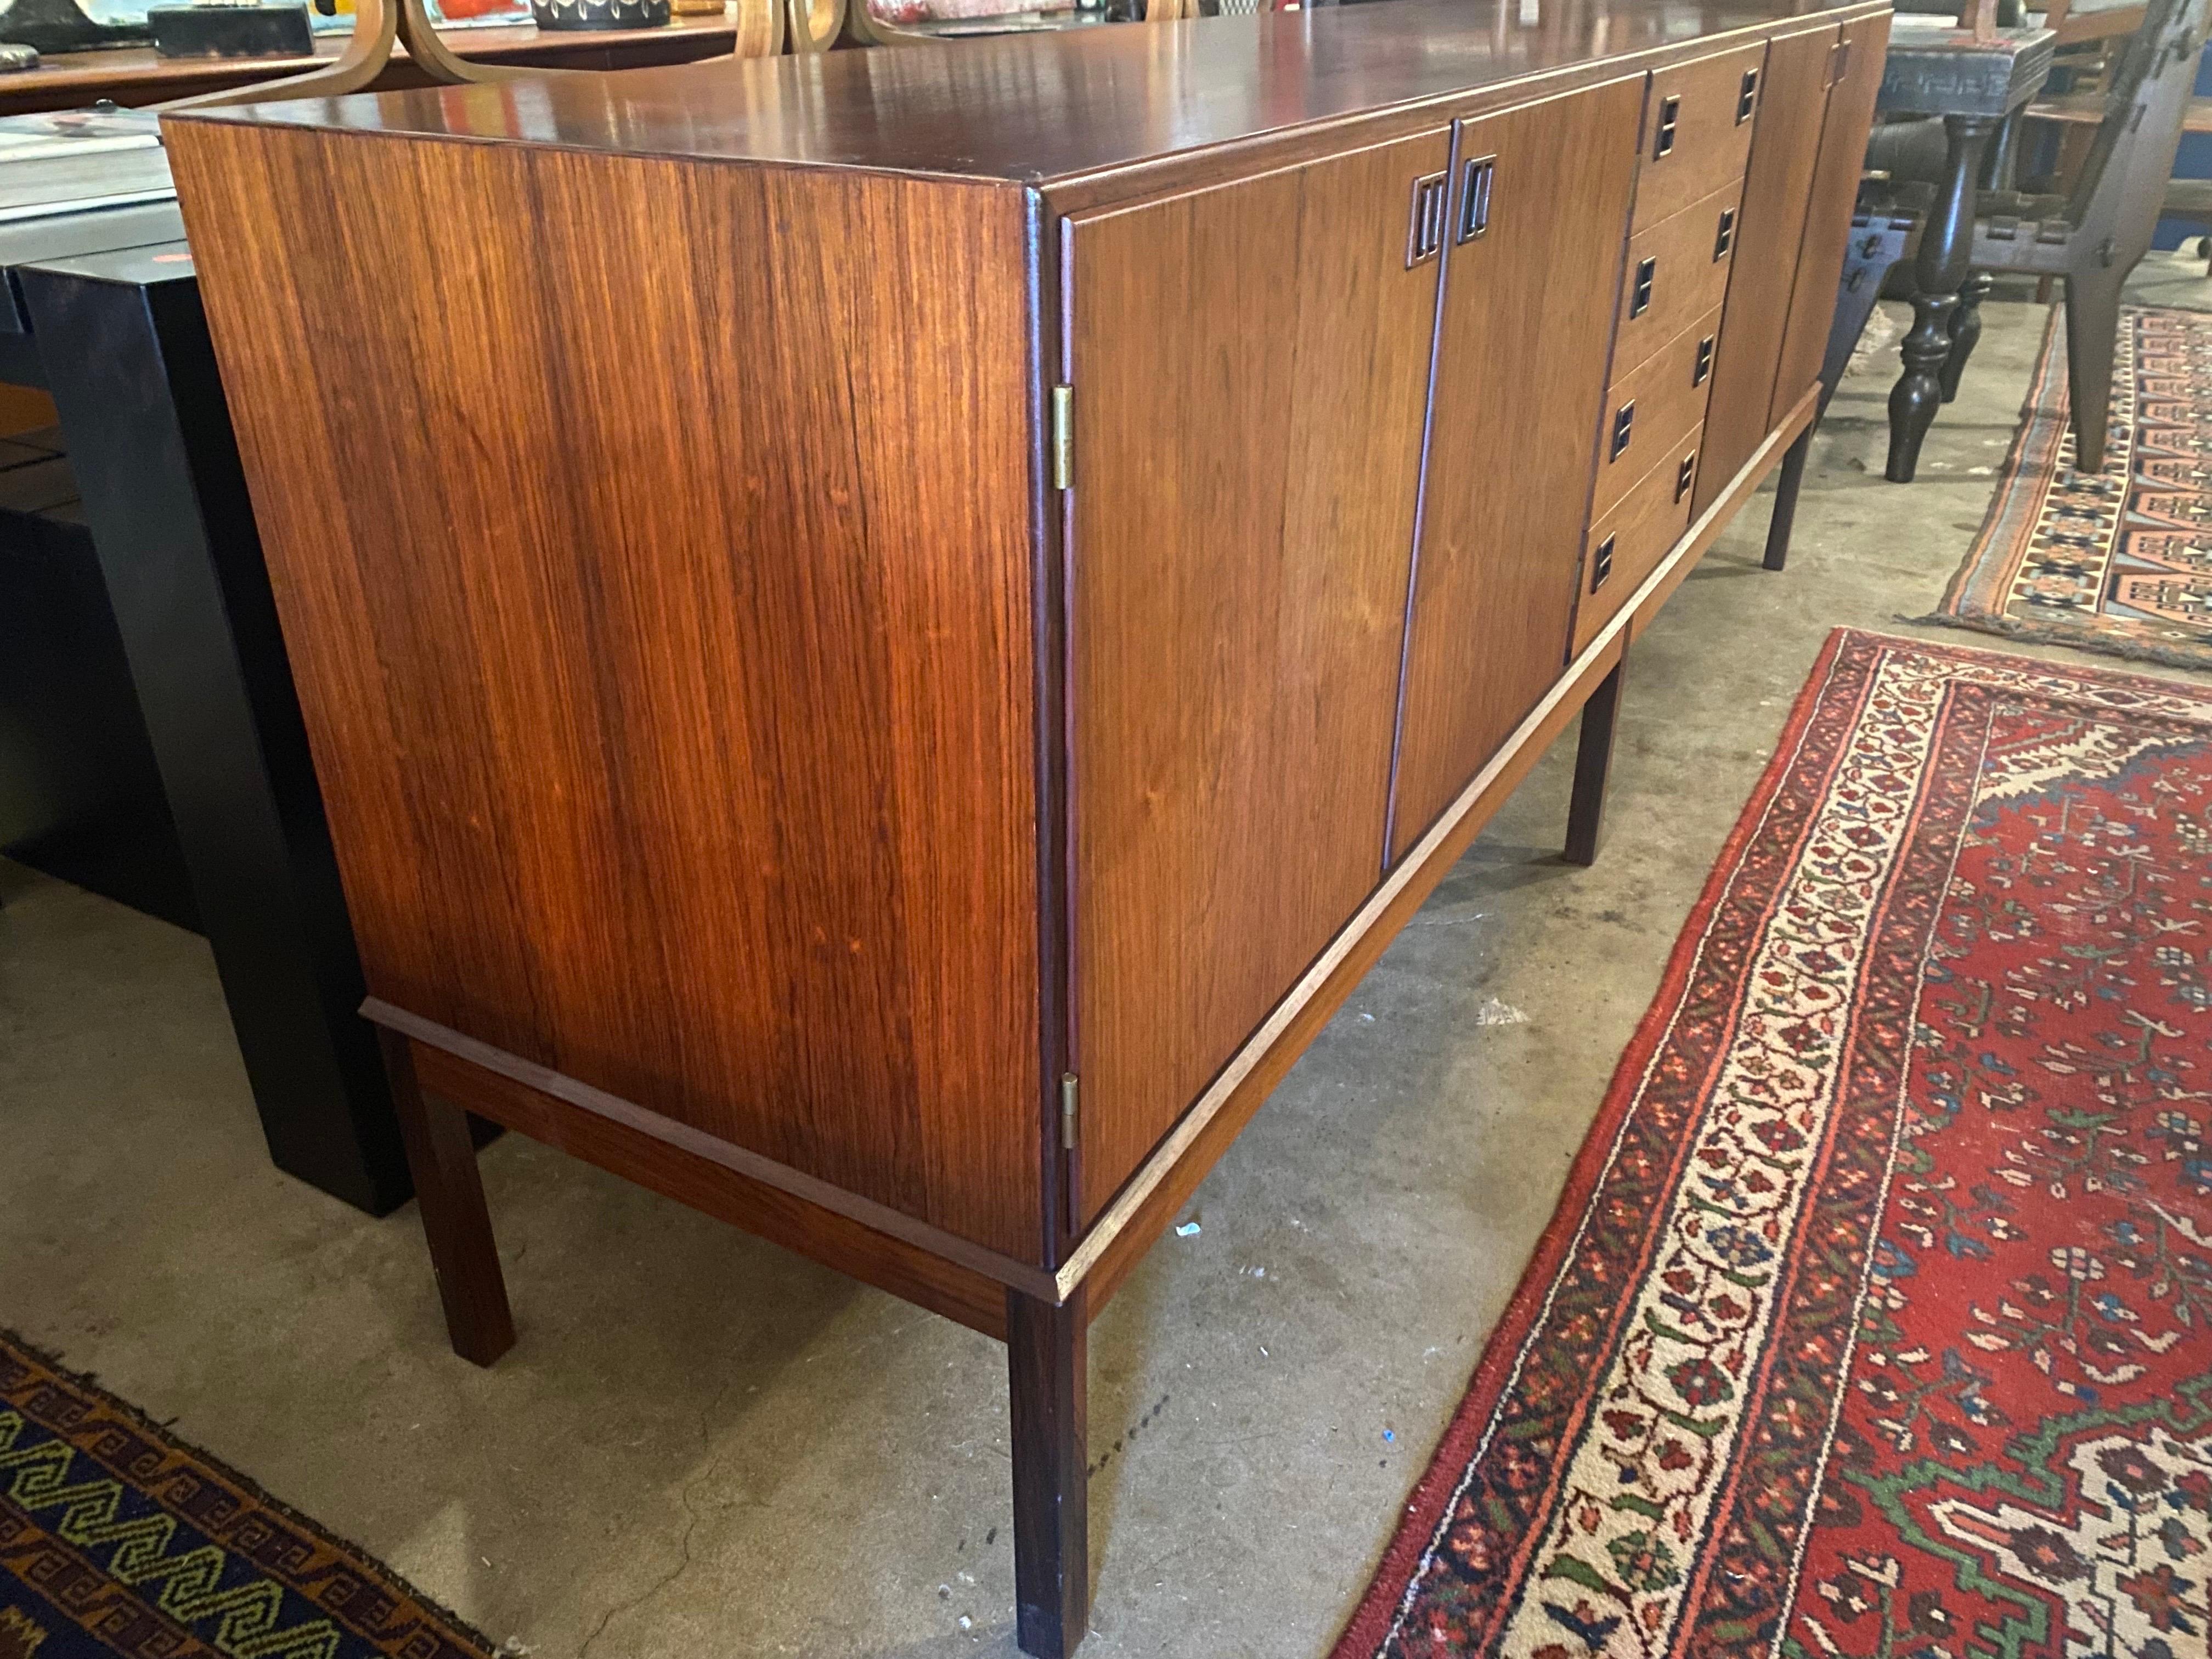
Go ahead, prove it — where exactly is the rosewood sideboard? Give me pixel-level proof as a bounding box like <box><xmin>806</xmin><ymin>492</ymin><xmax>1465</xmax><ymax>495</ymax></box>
<box><xmin>161</xmin><ymin>2</ymin><xmax>1887</xmax><ymax>1648</ymax></box>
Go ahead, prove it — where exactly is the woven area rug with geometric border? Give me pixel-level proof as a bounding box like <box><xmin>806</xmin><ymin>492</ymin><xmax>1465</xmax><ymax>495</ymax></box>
<box><xmin>1921</xmin><ymin>304</ymin><xmax>2212</xmax><ymax>672</ymax></box>
<box><xmin>1335</xmin><ymin>629</ymin><xmax>2212</xmax><ymax>1659</ymax></box>
<box><xmin>0</xmin><ymin>1330</ymin><xmax>496</xmax><ymax>1658</ymax></box>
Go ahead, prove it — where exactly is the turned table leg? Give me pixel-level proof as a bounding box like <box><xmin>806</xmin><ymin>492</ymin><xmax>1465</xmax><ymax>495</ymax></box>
<box><xmin>1940</xmin><ymin>270</ymin><xmax>1994</xmax><ymax>404</ymax></box>
<box><xmin>1565</xmin><ymin>655</ymin><xmax>1624</xmax><ymax>868</ymax></box>
<box><xmin>1008</xmin><ymin>1286</ymin><xmax>1089</xmax><ymax>1659</ymax></box>
<box><xmin>378</xmin><ymin>1028</ymin><xmax>515</xmax><ymax>1367</ymax></box>
<box><xmin>1887</xmin><ymin>115</ymin><xmax>1997</xmax><ymax>482</ymax></box>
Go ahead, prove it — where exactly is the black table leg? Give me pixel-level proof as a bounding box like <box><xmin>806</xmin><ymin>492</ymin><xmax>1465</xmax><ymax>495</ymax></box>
<box><xmin>1887</xmin><ymin>115</ymin><xmax>1998</xmax><ymax>482</ymax></box>
<box><xmin>19</xmin><ymin>255</ymin><xmax>413</xmax><ymax>1217</ymax></box>
<box><xmin>1941</xmin><ymin>270</ymin><xmax>1994</xmax><ymax>404</ymax></box>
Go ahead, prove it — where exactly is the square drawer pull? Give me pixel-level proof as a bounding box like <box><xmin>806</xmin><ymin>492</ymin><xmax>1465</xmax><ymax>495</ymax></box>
<box><xmin>1610</xmin><ymin>401</ymin><xmax>1635</xmax><ymax>460</ymax></box>
<box><xmin>1675</xmin><ymin>450</ymin><xmax>1699</xmax><ymax>503</ymax></box>
<box><xmin>1630</xmin><ymin>256</ymin><xmax>1656</xmax><ymax>317</ymax></box>
<box><xmin>1592</xmin><ymin>533</ymin><xmax>1616</xmax><ymax>592</ymax></box>
<box><xmin>1654</xmin><ymin>95</ymin><xmax>1680</xmax><ymax>159</ymax></box>
<box><xmin>1714</xmin><ymin>208</ymin><xmax>1736</xmax><ymax>260</ymax></box>
<box><xmin>1737</xmin><ymin>68</ymin><xmax>1759</xmax><ymax>123</ymax></box>
<box><xmin>1694</xmin><ymin>335</ymin><xmax>1715</xmax><ymax>386</ymax></box>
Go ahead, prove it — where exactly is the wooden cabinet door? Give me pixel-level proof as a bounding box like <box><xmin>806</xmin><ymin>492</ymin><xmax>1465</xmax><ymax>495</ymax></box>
<box><xmin>1062</xmin><ymin>132</ymin><xmax>1446</xmax><ymax>1224</ymax></box>
<box><xmin>1771</xmin><ymin>9</ymin><xmax>1891</xmax><ymax>416</ymax></box>
<box><xmin>1389</xmin><ymin>77</ymin><xmax>1644</xmax><ymax>864</ymax></box>
<box><xmin>1694</xmin><ymin>24</ymin><xmax>1830</xmax><ymax>516</ymax></box>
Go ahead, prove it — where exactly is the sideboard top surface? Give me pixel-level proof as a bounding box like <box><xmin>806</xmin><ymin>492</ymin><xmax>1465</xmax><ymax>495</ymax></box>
<box><xmin>167</xmin><ymin>0</ymin><xmax>1888</xmax><ymax>186</ymax></box>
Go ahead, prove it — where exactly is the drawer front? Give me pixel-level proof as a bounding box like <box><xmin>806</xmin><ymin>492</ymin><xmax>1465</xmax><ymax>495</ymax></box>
<box><xmin>1575</xmin><ymin>428</ymin><xmax>1702</xmax><ymax>652</ymax></box>
<box><xmin>1612</xmin><ymin>180</ymin><xmax>1742</xmax><ymax>378</ymax></box>
<box><xmin>1592</xmin><ymin>302</ymin><xmax>1723</xmax><ymax>522</ymax></box>
<box><xmin>1634</xmin><ymin>40</ymin><xmax>1768</xmax><ymax>232</ymax></box>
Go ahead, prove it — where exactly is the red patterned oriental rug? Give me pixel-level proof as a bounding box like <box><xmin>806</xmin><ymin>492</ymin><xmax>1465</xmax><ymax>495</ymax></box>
<box><xmin>1923</xmin><ymin>306</ymin><xmax>2212</xmax><ymax>673</ymax></box>
<box><xmin>1335</xmin><ymin>629</ymin><xmax>2212</xmax><ymax>1659</ymax></box>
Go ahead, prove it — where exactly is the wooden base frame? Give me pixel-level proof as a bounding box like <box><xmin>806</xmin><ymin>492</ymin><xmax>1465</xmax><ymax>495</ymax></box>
<box><xmin>369</xmin><ymin>381</ymin><xmax>1816</xmax><ymax>1659</ymax></box>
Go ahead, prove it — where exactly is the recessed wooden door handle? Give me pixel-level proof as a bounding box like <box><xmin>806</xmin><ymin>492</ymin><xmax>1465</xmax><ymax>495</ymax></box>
<box><xmin>1455</xmin><ymin>154</ymin><xmax>1497</xmax><ymax>243</ymax></box>
<box><xmin>1407</xmin><ymin>170</ymin><xmax>1448</xmax><ymax>267</ymax></box>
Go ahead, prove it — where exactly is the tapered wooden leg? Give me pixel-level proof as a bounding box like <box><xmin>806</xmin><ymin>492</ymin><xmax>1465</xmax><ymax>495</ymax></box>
<box><xmin>377</xmin><ymin>1027</ymin><xmax>515</xmax><ymax>1367</ymax></box>
<box><xmin>1763</xmin><ymin>427</ymin><xmax>1812</xmax><ymax>573</ymax></box>
<box><xmin>2062</xmin><ymin>266</ymin><xmax>2125</xmax><ymax>473</ymax></box>
<box><xmin>1008</xmin><ymin>1286</ymin><xmax>1088</xmax><ymax>1659</ymax></box>
<box><xmin>1564</xmin><ymin>656</ymin><xmax>1623</xmax><ymax>868</ymax></box>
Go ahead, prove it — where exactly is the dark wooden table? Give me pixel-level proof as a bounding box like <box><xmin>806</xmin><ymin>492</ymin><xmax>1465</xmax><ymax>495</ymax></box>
<box><xmin>1875</xmin><ymin>16</ymin><xmax>2056</xmax><ymax>479</ymax></box>
<box><xmin>0</xmin><ymin>200</ymin><xmax>413</xmax><ymax>1216</ymax></box>
<box><xmin>0</xmin><ymin>13</ymin><xmax>738</xmax><ymax>116</ymax></box>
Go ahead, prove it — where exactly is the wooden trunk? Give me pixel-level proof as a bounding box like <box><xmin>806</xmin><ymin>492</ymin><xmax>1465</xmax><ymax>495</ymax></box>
<box><xmin>161</xmin><ymin>3</ymin><xmax>1887</xmax><ymax>1647</ymax></box>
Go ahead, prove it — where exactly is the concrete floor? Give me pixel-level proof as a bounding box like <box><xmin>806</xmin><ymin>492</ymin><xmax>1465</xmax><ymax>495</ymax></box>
<box><xmin>7</xmin><ymin>258</ymin><xmax>2212</xmax><ymax>1659</ymax></box>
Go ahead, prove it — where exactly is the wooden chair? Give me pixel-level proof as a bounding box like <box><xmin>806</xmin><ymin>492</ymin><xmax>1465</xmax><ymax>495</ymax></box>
<box><xmin>1830</xmin><ymin>0</ymin><xmax>2208</xmax><ymax>470</ymax></box>
<box><xmin>157</xmin><ymin>0</ymin><xmax>399</xmax><ymax>108</ymax></box>
<box><xmin>159</xmin><ymin>0</ymin><xmax>782</xmax><ymax>110</ymax></box>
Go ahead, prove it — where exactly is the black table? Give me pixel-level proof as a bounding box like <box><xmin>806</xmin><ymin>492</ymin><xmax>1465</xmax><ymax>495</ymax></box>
<box><xmin>1875</xmin><ymin>17</ymin><xmax>2057</xmax><ymax>479</ymax></box>
<box><xmin>1</xmin><ymin>202</ymin><xmax>411</xmax><ymax>1216</ymax></box>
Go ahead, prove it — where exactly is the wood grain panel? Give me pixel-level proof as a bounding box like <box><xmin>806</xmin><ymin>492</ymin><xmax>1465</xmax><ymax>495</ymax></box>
<box><xmin>1612</xmin><ymin>178</ymin><xmax>1743</xmax><ymax>377</ymax></box>
<box><xmin>1076</xmin><ymin>629</ymin><xmax>1628</xmax><ymax>1317</ymax></box>
<box><xmin>1387</xmin><ymin>77</ymin><xmax>1644</xmax><ymax>864</ymax></box>
<box><xmin>1575</xmin><ymin>430</ymin><xmax>1701</xmax><ymax>653</ymax></box>
<box><xmin>411</xmin><ymin>1041</ymin><xmax>1010</xmax><ymax>1337</ymax></box>
<box><xmin>165</xmin><ymin>122</ymin><xmax>1049</xmax><ymax>1262</ymax></box>
<box><xmin>1593</xmin><ymin>301</ymin><xmax>1723</xmax><ymax>523</ymax></box>
<box><xmin>1692</xmin><ymin>21</ymin><xmax>1836</xmax><ymax>517</ymax></box>
<box><xmin>1634</xmin><ymin>39</ymin><xmax>1769</xmax><ymax>232</ymax></box>
<box><xmin>1770</xmin><ymin>9</ymin><xmax>1891</xmax><ymax>422</ymax></box>
<box><xmin>1064</xmin><ymin>131</ymin><xmax>1446</xmax><ymax>1224</ymax></box>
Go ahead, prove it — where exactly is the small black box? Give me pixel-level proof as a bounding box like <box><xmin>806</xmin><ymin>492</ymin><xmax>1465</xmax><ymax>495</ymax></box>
<box><xmin>148</xmin><ymin>2</ymin><xmax>314</xmax><ymax>58</ymax></box>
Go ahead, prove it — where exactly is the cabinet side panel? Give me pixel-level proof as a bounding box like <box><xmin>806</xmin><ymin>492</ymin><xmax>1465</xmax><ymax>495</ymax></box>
<box><xmin>1391</xmin><ymin>76</ymin><xmax>1644</xmax><ymax>863</ymax></box>
<box><xmin>166</xmin><ymin>124</ymin><xmax>1046</xmax><ymax>1262</ymax></box>
<box><xmin>1770</xmin><ymin>9</ymin><xmax>1890</xmax><ymax>420</ymax></box>
<box><xmin>1692</xmin><ymin>25</ymin><xmax>1829</xmax><ymax>516</ymax></box>
<box><xmin>1065</xmin><ymin>131</ymin><xmax>1447</xmax><ymax>1224</ymax></box>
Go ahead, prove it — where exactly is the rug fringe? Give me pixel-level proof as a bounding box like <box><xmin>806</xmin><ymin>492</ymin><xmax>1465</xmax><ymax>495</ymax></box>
<box><xmin>1904</xmin><ymin>608</ymin><xmax>2212</xmax><ymax>675</ymax></box>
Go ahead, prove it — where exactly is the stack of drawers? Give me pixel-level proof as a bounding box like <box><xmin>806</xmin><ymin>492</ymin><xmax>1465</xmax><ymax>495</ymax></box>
<box><xmin>1575</xmin><ymin>40</ymin><xmax>1768</xmax><ymax>651</ymax></box>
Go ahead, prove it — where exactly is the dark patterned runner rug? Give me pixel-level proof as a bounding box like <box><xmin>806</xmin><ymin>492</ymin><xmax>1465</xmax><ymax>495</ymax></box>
<box><xmin>1921</xmin><ymin>305</ymin><xmax>2212</xmax><ymax>672</ymax></box>
<box><xmin>1335</xmin><ymin>629</ymin><xmax>2212</xmax><ymax>1659</ymax></box>
<box><xmin>0</xmin><ymin>1330</ymin><xmax>496</xmax><ymax>1658</ymax></box>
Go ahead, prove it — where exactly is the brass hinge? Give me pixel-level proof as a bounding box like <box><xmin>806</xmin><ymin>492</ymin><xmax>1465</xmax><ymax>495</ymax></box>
<box><xmin>1051</xmin><ymin>385</ymin><xmax>1074</xmax><ymax>491</ymax></box>
<box><xmin>1060</xmin><ymin>1072</ymin><xmax>1079</xmax><ymax>1149</ymax></box>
